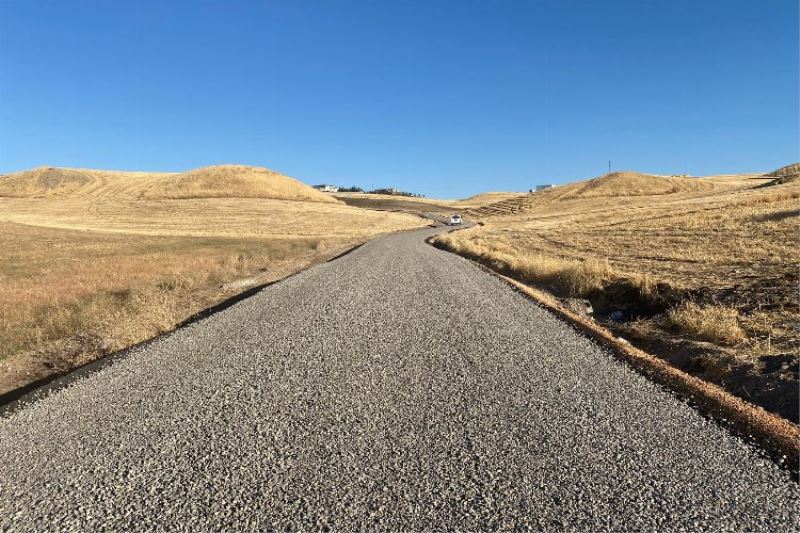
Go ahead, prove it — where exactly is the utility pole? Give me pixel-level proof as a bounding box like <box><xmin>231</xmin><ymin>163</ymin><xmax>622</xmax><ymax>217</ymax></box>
<box><xmin>608</xmin><ymin>160</ymin><xmax>611</xmax><ymax>174</ymax></box>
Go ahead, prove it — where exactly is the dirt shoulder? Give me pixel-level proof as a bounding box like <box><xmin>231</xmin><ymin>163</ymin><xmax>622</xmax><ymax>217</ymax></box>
<box><xmin>432</xmin><ymin>173</ymin><xmax>799</xmax><ymax>423</ymax></box>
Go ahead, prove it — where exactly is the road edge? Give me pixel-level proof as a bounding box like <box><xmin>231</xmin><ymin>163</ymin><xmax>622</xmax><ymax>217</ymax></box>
<box><xmin>427</xmin><ymin>235</ymin><xmax>800</xmax><ymax>475</ymax></box>
<box><xmin>0</xmin><ymin>239</ymin><xmax>375</xmax><ymax>417</ymax></box>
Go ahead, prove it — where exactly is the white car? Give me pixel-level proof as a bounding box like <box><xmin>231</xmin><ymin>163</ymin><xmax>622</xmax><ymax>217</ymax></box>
<box><xmin>449</xmin><ymin>214</ymin><xmax>463</xmax><ymax>226</ymax></box>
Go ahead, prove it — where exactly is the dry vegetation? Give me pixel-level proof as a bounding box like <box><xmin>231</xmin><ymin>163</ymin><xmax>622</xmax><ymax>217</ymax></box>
<box><xmin>0</xmin><ymin>165</ymin><xmax>339</xmax><ymax>203</ymax></box>
<box><xmin>334</xmin><ymin>191</ymin><xmax>526</xmax><ymax>214</ymax></box>
<box><xmin>140</xmin><ymin>165</ymin><xmax>340</xmax><ymax>202</ymax></box>
<box><xmin>433</xmin><ymin>168</ymin><xmax>800</xmax><ymax>422</ymax></box>
<box><xmin>448</xmin><ymin>192</ymin><xmax>527</xmax><ymax>209</ymax></box>
<box><xmin>0</xmin><ymin>165</ymin><xmax>426</xmax><ymax>396</ymax></box>
<box><xmin>663</xmin><ymin>303</ymin><xmax>746</xmax><ymax>345</ymax></box>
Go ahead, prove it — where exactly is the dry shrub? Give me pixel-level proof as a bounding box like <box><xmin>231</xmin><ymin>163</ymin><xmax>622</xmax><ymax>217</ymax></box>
<box><xmin>664</xmin><ymin>302</ymin><xmax>745</xmax><ymax>345</ymax></box>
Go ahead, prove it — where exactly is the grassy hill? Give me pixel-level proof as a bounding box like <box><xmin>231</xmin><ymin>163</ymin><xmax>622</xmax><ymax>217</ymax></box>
<box><xmin>558</xmin><ymin>171</ymin><xmax>714</xmax><ymax>198</ymax></box>
<box><xmin>0</xmin><ymin>164</ymin><xmax>339</xmax><ymax>203</ymax></box>
<box><xmin>0</xmin><ymin>167</ymin><xmax>170</xmax><ymax>198</ymax></box>
<box><xmin>462</xmin><ymin>171</ymin><xmax>727</xmax><ymax>218</ymax></box>
<box><xmin>139</xmin><ymin>165</ymin><xmax>340</xmax><ymax>202</ymax></box>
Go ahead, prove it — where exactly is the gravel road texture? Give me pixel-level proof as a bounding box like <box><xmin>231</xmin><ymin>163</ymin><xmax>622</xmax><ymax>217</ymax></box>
<box><xmin>1</xmin><ymin>226</ymin><xmax>798</xmax><ymax>531</ymax></box>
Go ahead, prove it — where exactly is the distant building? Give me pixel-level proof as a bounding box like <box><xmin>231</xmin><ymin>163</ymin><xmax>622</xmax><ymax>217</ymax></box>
<box><xmin>530</xmin><ymin>184</ymin><xmax>554</xmax><ymax>192</ymax></box>
<box><xmin>313</xmin><ymin>184</ymin><xmax>339</xmax><ymax>193</ymax></box>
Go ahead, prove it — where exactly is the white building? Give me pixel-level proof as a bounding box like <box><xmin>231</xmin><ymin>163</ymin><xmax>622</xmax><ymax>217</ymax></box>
<box><xmin>313</xmin><ymin>184</ymin><xmax>339</xmax><ymax>193</ymax></box>
<box><xmin>530</xmin><ymin>184</ymin><xmax>554</xmax><ymax>192</ymax></box>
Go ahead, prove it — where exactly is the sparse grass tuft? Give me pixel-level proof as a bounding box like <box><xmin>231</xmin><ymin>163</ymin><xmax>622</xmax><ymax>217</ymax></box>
<box><xmin>663</xmin><ymin>302</ymin><xmax>746</xmax><ymax>345</ymax></box>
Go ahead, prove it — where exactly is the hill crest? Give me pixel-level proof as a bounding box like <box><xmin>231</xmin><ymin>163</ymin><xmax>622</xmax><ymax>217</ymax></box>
<box><xmin>561</xmin><ymin>171</ymin><xmax>712</xmax><ymax>199</ymax></box>
<box><xmin>0</xmin><ymin>165</ymin><xmax>338</xmax><ymax>203</ymax></box>
<box><xmin>140</xmin><ymin>165</ymin><xmax>339</xmax><ymax>203</ymax></box>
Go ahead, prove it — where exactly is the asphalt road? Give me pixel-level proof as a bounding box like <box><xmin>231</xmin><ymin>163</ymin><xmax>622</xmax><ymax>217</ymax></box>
<box><xmin>1</xmin><ymin>226</ymin><xmax>798</xmax><ymax>531</ymax></box>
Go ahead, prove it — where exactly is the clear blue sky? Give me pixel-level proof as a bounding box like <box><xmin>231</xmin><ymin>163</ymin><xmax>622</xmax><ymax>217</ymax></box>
<box><xmin>1</xmin><ymin>1</ymin><xmax>797</xmax><ymax>198</ymax></box>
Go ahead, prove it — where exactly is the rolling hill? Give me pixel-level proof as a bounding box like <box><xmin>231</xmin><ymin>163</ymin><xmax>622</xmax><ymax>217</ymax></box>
<box><xmin>558</xmin><ymin>171</ymin><xmax>714</xmax><ymax>198</ymax></box>
<box><xmin>139</xmin><ymin>165</ymin><xmax>339</xmax><ymax>203</ymax></box>
<box><xmin>0</xmin><ymin>167</ymin><xmax>170</xmax><ymax>198</ymax></box>
<box><xmin>464</xmin><ymin>171</ymin><xmax>733</xmax><ymax>218</ymax></box>
<box><xmin>0</xmin><ymin>165</ymin><xmax>339</xmax><ymax>203</ymax></box>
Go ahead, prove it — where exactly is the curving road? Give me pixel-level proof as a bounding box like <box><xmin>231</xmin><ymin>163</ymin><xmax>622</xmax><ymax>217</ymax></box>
<box><xmin>1</xmin><ymin>227</ymin><xmax>798</xmax><ymax>531</ymax></box>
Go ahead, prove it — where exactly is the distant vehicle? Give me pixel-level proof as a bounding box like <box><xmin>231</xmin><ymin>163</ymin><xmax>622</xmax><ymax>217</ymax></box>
<box><xmin>449</xmin><ymin>214</ymin><xmax>462</xmax><ymax>226</ymax></box>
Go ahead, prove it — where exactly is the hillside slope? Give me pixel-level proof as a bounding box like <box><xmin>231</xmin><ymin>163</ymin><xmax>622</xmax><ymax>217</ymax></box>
<box><xmin>560</xmin><ymin>171</ymin><xmax>713</xmax><ymax>198</ymax></box>
<box><xmin>465</xmin><ymin>171</ymin><xmax>726</xmax><ymax>218</ymax></box>
<box><xmin>450</xmin><ymin>192</ymin><xmax>526</xmax><ymax>208</ymax></box>
<box><xmin>0</xmin><ymin>165</ymin><xmax>339</xmax><ymax>203</ymax></box>
<box><xmin>140</xmin><ymin>165</ymin><xmax>339</xmax><ymax>203</ymax></box>
<box><xmin>0</xmin><ymin>167</ymin><xmax>170</xmax><ymax>198</ymax></box>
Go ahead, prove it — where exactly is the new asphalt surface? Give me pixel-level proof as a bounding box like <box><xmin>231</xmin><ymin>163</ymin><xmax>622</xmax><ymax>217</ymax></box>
<box><xmin>1</xmin><ymin>226</ymin><xmax>798</xmax><ymax>531</ymax></box>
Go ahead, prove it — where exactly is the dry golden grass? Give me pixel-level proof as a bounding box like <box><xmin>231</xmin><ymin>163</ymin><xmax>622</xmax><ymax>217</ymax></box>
<box><xmin>434</xmin><ymin>168</ymin><xmax>800</xmax><ymax>421</ymax></box>
<box><xmin>664</xmin><ymin>303</ymin><xmax>746</xmax><ymax>345</ymax></box>
<box><xmin>0</xmin><ymin>167</ymin><xmax>426</xmax><ymax>396</ymax></box>
<box><xmin>0</xmin><ymin>224</ymin><xmax>315</xmax><ymax>359</ymax></box>
<box><xmin>435</xmin><ymin>229</ymin><xmax>614</xmax><ymax>296</ymax></box>
<box><xmin>448</xmin><ymin>192</ymin><xmax>527</xmax><ymax>208</ymax></box>
<box><xmin>0</xmin><ymin>164</ymin><xmax>339</xmax><ymax>203</ymax></box>
<box><xmin>559</xmin><ymin>171</ymin><xmax>715</xmax><ymax>198</ymax></box>
<box><xmin>0</xmin><ymin>196</ymin><xmax>416</xmax><ymax>240</ymax></box>
<box><xmin>0</xmin><ymin>167</ymin><xmax>171</xmax><ymax>198</ymax></box>
<box><xmin>457</xmin><ymin>172</ymin><xmax>799</xmax><ymax>296</ymax></box>
<box><xmin>139</xmin><ymin>165</ymin><xmax>339</xmax><ymax>202</ymax></box>
<box><xmin>333</xmin><ymin>191</ymin><xmax>527</xmax><ymax>213</ymax></box>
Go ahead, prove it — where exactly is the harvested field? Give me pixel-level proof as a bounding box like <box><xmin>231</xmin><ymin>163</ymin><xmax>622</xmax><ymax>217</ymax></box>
<box><xmin>449</xmin><ymin>192</ymin><xmax>527</xmax><ymax>208</ymax></box>
<box><xmin>434</xmin><ymin>167</ymin><xmax>800</xmax><ymax>422</ymax></box>
<box><xmin>0</xmin><ymin>166</ymin><xmax>426</xmax><ymax>396</ymax></box>
<box><xmin>333</xmin><ymin>191</ymin><xmax>526</xmax><ymax>214</ymax></box>
<box><xmin>334</xmin><ymin>193</ymin><xmax>455</xmax><ymax>214</ymax></box>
